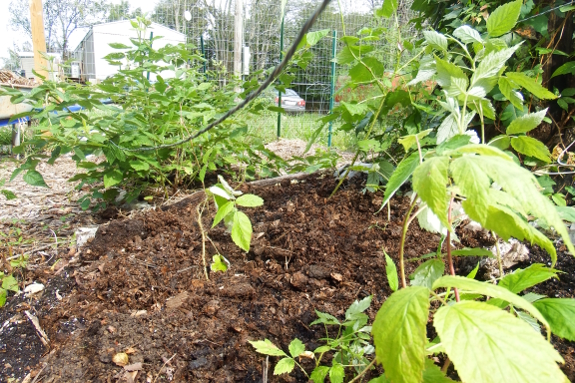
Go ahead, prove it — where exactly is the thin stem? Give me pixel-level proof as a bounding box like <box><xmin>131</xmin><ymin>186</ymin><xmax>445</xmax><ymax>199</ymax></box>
<box><xmin>348</xmin><ymin>358</ymin><xmax>377</xmax><ymax>383</ymax></box>
<box><xmin>478</xmin><ymin>102</ymin><xmax>485</xmax><ymax>144</ymax></box>
<box><xmin>446</xmin><ymin>194</ymin><xmax>460</xmax><ymax>302</ymax></box>
<box><xmin>196</xmin><ymin>200</ymin><xmax>209</xmax><ymax>280</ymax></box>
<box><xmin>399</xmin><ymin>196</ymin><xmax>419</xmax><ymax>288</ymax></box>
<box><xmin>492</xmin><ymin>232</ymin><xmax>504</xmax><ymax>278</ymax></box>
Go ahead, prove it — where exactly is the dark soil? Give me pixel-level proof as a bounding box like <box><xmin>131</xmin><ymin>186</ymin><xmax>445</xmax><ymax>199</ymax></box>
<box><xmin>2</xmin><ymin>173</ymin><xmax>574</xmax><ymax>382</ymax></box>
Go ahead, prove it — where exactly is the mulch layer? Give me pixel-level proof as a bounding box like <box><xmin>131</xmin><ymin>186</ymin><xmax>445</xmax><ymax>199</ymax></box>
<box><xmin>1</xmin><ymin>173</ymin><xmax>574</xmax><ymax>382</ymax></box>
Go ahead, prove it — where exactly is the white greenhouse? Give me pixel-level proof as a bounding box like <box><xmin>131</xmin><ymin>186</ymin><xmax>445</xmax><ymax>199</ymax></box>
<box><xmin>73</xmin><ymin>20</ymin><xmax>186</xmax><ymax>82</ymax></box>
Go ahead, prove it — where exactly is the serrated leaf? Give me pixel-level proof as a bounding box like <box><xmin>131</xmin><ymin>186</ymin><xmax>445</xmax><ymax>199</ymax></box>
<box><xmin>471</xmin><ymin>46</ymin><xmax>520</xmax><ymax>88</ymax></box>
<box><xmin>506</xmin><ymin>72</ymin><xmax>557</xmax><ymax>100</ymax></box>
<box><xmin>412</xmin><ymin>156</ymin><xmax>450</xmax><ymax>228</ymax></box>
<box><xmin>533</xmin><ymin>298</ymin><xmax>575</xmax><ymax>341</ymax></box>
<box><xmin>1</xmin><ymin>274</ymin><xmax>18</xmax><ymax>292</ymax></box>
<box><xmin>236</xmin><ymin>194</ymin><xmax>264</xmax><ymax>208</ymax></box>
<box><xmin>103</xmin><ymin>169</ymin><xmax>123</xmax><ymax>189</ymax></box>
<box><xmin>210</xmin><ymin>255</ymin><xmax>228</xmax><ymax>272</ymax></box>
<box><xmin>248</xmin><ymin>339</ymin><xmax>287</xmax><ymax>356</ymax></box>
<box><xmin>398</xmin><ymin>129</ymin><xmax>432</xmax><ymax>152</ymax></box>
<box><xmin>372</xmin><ymin>286</ymin><xmax>430</xmax><ymax>383</ymax></box>
<box><xmin>231</xmin><ymin>211</ymin><xmax>252</xmax><ymax>252</ymax></box>
<box><xmin>380</xmin><ymin>152</ymin><xmax>419</xmax><ymax>210</ymax></box>
<box><xmin>0</xmin><ymin>288</ymin><xmax>6</xmax><ymax>307</ymax></box>
<box><xmin>385</xmin><ymin>253</ymin><xmax>399</xmax><ymax>292</ymax></box>
<box><xmin>435</xmin><ymin>57</ymin><xmax>468</xmax><ymax>96</ymax></box>
<box><xmin>432</xmin><ymin>276</ymin><xmax>549</xmax><ymax>327</ymax></box>
<box><xmin>411</xmin><ymin>259</ymin><xmax>445</xmax><ymax>290</ymax></box>
<box><xmin>1</xmin><ymin>190</ymin><xmax>17</xmax><ymax>200</ymax></box>
<box><xmin>346</xmin><ymin>295</ymin><xmax>372</xmax><ymax>320</ymax></box>
<box><xmin>488</xmin><ymin>135</ymin><xmax>511</xmax><ymax>150</ymax></box>
<box><xmin>417</xmin><ymin>205</ymin><xmax>448</xmax><ymax>235</ymax></box>
<box><xmin>499</xmin><ymin>264</ymin><xmax>559</xmax><ymax>294</ymax></box>
<box><xmin>274</xmin><ymin>358</ymin><xmax>295</xmax><ymax>375</ymax></box>
<box><xmin>468</xmin><ymin>97</ymin><xmax>496</xmax><ymax>120</ymax></box>
<box><xmin>310</xmin><ymin>311</ymin><xmax>340</xmax><ymax>326</ymax></box>
<box><xmin>506</xmin><ymin>109</ymin><xmax>548</xmax><ymax>135</ymax></box>
<box><xmin>209</xmin><ymin>185</ymin><xmax>232</xmax><ymax>200</ymax></box>
<box><xmin>376</xmin><ymin>0</ymin><xmax>398</xmax><ymax>18</ymax></box>
<box><xmin>349</xmin><ymin>57</ymin><xmax>384</xmax><ymax>83</ymax></box>
<box><xmin>311</xmin><ymin>366</ymin><xmax>330</xmax><ymax>383</ymax></box>
<box><xmin>434</xmin><ymin>300</ymin><xmax>565</xmax><ymax>383</ymax></box>
<box><xmin>130</xmin><ymin>160</ymin><xmax>150</xmax><ymax>172</ymax></box>
<box><xmin>423</xmin><ymin>31</ymin><xmax>448</xmax><ymax>52</ymax></box>
<box><xmin>288</xmin><ymin>338</ymin><xmax>306</xmax><ymax>358</ymax></box>
<box><xmin>23</xmin><ymin>170</ymin><xmax>48</xmax><ymax>188</ymax></box>
<box><xmin>423</xmin><ymin>359</ymin><xmax>457</xmax><ymax>383</ymax></box>
<box><xmin>212</xmin><ymin>202</ymin><xmax>235</xmax><ymax>228</ymax></box>
<box><xmin>487</xmin><ymin>0</ymin><xmax>522</xmax><ymax>37</ymax></box>
<box><xmin>436</xmin><ymin>134</ymin><xmax>470</xmax><ymax>155</ymax></box>
<box><xmin>453</xmin><ymin>25</ymin><xmax>483</xmax><ymax>44</ymax></box>
<box><xmin>557</xmin><ymin>206</ymin><xmax>575</xmax><ymax>222</ymax></box>
<box><xmin>511</xmin><ymin>136</ymin><xmax>551</xmax><ymax>163</ymax></box>
<box><xmin>498</xmin><ymin>77</ymin><xmax>524</xmax><ymax>109</ymax></box>
<box><xmin>329</xmin><ymin>363</ymin><xmax>345</xmax><ymax>383</ymax></box>
<box><xmin>550</xmin><ymin>61</ymin><xmax>575</xmax><ymax>79</ymax></box>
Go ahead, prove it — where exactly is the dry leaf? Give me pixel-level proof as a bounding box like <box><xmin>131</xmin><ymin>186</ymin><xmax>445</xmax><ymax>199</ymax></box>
<box><xmin>112</xmin><ymin>352</ymin><xmax>129</xmax><ymax>367</ymax></box>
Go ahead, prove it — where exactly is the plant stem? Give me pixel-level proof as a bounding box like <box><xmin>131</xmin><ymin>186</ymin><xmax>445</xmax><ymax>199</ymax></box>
<box><xmin>446</xmin><ymin>195</ymin><xmax>459</xmax><ymax>302</ymax></box>
<box><xmin>399</xmin><ymin>196</ymin><xmax>419</xmax><ymax>288</ymax></box>
<box><xmin>348</xmin><ymin>358</ymin><xmax>377</xmax><ymax>383</ymax></box>
<box><xmin>196</xmin><ymin>200</ymin><xmax>209</xmax><ymax>280</ymax></box>
<box><xmin>492</xmin><ymin>232</ymin><xmax>504</xmax><ymax>278</ymax></box>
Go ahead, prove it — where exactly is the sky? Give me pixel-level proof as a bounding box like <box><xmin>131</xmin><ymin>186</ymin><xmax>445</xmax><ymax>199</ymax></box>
<box><xmin>0</xmin><ymin>0</ymin><xmax>159</xmax><ymax>61</ymax></box>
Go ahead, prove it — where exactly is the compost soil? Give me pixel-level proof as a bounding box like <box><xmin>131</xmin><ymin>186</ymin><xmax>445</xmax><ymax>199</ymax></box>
<box><xmin>2</xmin><ymin>173</ymin><xmax>575</xmax><ymax>382</ymax></box>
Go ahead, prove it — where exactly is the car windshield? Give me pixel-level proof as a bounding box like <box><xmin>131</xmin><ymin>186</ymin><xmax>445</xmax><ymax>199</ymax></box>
<box><xmin>275</xmin><ymin>89</ymin><xmax>298</xmax><ymax>97</ymax></box>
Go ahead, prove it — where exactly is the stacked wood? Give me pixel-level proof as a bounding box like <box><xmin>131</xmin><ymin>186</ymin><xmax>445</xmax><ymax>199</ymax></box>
<box><xmin>0</xmin><ymin>70</ymin><xmax>38</xmax><ymax>87</ymax></box>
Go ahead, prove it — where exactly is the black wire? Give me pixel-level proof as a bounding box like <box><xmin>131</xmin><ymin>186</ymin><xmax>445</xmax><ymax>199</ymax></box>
<box><xmin>518</xmin><ymin>0</ymin><xmax>575</xmax><ymax>22</ymax></box>
<box><xmin>113</xmin><ymin>0</ymin><xmax>333</xmax><ymax>152</ymax></box>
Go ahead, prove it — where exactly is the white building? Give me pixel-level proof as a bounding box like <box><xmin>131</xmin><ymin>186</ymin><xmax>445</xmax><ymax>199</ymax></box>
<box><xmin>73</xmin><ymin>20</ymin><xmax>187</xmax><ymax>82</ymax></box>
<box><xmin>18</xmin><ymin>52</ymin><xmax>61</xmax><ymax>80</ymax></box>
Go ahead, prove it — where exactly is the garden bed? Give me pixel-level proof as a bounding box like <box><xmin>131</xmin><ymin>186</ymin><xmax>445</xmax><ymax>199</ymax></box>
<box><xmin>1</xmin><ymin>173</ymin><xmax>575</xmax><ymax>382</ymax></box>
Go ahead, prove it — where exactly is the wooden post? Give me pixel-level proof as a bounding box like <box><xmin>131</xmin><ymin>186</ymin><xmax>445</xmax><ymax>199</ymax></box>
<box><xmin>29</xmin><ymin>0</ymin><xmax>48</xmax><ymax>82</ymax></box>
<box><xmin>233</xmin><ymin>0</ymin><xmax>243</xmax><ymax>79</ymax></box>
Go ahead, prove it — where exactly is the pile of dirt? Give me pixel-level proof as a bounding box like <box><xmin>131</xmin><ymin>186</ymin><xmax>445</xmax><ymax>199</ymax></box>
<box><xmin>1</xmin><ymin>172</ymin><xmax>574</xmax><ymax>382</ymax></box>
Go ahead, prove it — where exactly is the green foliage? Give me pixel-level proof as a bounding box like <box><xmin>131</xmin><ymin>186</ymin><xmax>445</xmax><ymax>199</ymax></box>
<box><xmin>385</xmin><ymin>252</ymin><xmax>399</xmax><ymax>291</ymax></box>
<box><xmin>208</xmin><ymin>177</ymin><xmax>263</xmax><ymax>252</ymax></box>
<box><xmin>534</xmin><ymin>299</ymin><xmax>575</xmax><ymax>341</ymax></box>
<box><xmin>486</xmin><ymin>0</ymin><xmax>522</xmax><ymax>37</ymax></box>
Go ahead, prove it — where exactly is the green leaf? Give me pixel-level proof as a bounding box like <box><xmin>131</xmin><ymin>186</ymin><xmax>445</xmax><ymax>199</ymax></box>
<box><xmin>453</xmin><ymin>25</ymin><xmax>483</xmax><ymax>44</ymax></box>
<box><xmin>231</xmin><ymin>210</ymin><xmax>253</xmax><ymax>252</ymax></box>
<box><xmin>499</xmin><ymin>264</ymin><xmax>559</xmax><ymax>294</ymax></box>
<box><xmin>210</xmin><ymin>255</ymin><xmax>228</xmax><ymax>272</ymax></box>
<box><xmin>435</xmin><ymin>57</ymin><xmax>467</xmax><ymax>96</ymax></box>
<box><xmin>551</xmin><ymin>61</ymin><xmax>575</xmax><ymax>79</ymax></box>
<box><xmin>451</xmin><ymin>248</ymin><xmax>493</xmax><ymax>257</ymax></box>
<box><xmin>556</xmin><ymin>206</ymin><xmax>575</xmax><ymax>222</ymax></box>
<box><xmin>411</xmin><ymin>259</ymin><xmax>445</xmax><ymax>290</ymax></box>
<box><xmin>329</xmin><ymin>363</ymin><xmax>345</xmax><ymax>383</ymax></box>
<box><xmin>346</xmin><ymin>295</ymin><xmax>372</xmax><ymax>319</ymax></box>
<box><xmin>103</xmin><ymin>169</ymin><xmax>123</xmax><ymax>189</ymax></box>
<box><xmin>372</xmin><ymin>286</ymin><xmax>430</xmax><ymax>383</ymax></box>
<box><xmin>380</xmin><ymin>152</ymin><xmax>419</xmax><ymax>210</ymax></box>
<box><xmin>412</xmin><ymin>156</ymin><xmax>450</xmax><ymax>228</ymax></box>
<box><xmin>130</xmin><ymin>160</ymin><xmax>150</xmax><ymax>172</ymax></box>
<box><xmin>423</xmin><ymin>359</ymin><xmax>457</xmax><ymax>383</ymax></box>
<box><xmin>304</xmin><ymin>29</ymin><xmax>330</xmax><ymax>47</ymax></box>
<box><xmin>23</xmin><ymin>170</ymin><xmax>48</xmax><ymax>188</ymax></box>
<box><xmin>552</xmin><ymin>194</ymin><xmax>566</xmax><ymax>207</ymax></box>
<box><xmin>274</xmin><ymin>358</ymin><xmax>295</xmax><ymax>375</ymax></box>
<box><xmin>349</xmin><ymin>57</ymin><xmax>384</xmax><ymax>83</ymax></box>
<box><xmin>385</xmin><ymin>253</ymin><xmax>399</xmax><ymax>292</ymax></box>
<box><xmin>288</xmin><ymin>338</ymin><xmax>306</xmax><ymax>358</ymax></box>
<box><xmin>0</xmin><ymin>288</ymin><xmax>6</xmax><ymax>307</ymax></box>
<box><xmin>248</xmin><ymin>339</ymin><xmax>287</xmax><ymax>356</ymax></box>
<box><xmin>506</xmin><ymin>109</ymin><xmax>547</xmax><ymax>134</ymax></box>
<box><xmin>341</xmin><ymin>101</ymin><xmax>369</xmax><ymax>116</ymax></box>
<box><xmin>235</xmin><ymin>194</ymin><xmax>264</xmax><ymax>208</ymax></box>
<box><xmin>486</xmin><ymin>0</ymin><xmax>522</xmax><ymax>37</ymax></box>
<box><xmin>488</xmin><ymin>135</ymin><xmax>511</xmax><ymax>150</ymax></box>
<box><xmin>506</xmin><ymin>72</ymin><xmax>557</xmax><ymax>99</ymax></box>
<box><xmin>1</xmin><ymin>274</ymin><xmax>18</xmax><ymax>292</ymax></box>
<box><xmin>434</xmin><ymin>300</ymin><xmax>566</xmax><ymax>383</ymax></box>
<box><xmin>432</xmin><ymin>276</ymin><xmax>549</xmax><ymax>327</ymax></box>
<box><xmin>436</xmin><ymin>134</ymin><xmax>470</xmax><ymax>155</ymax></box>
<box><xmin>398</xmin><ymin>129</ymin><xmax>432</xmax><ymax>152</ymax></box>
<box><xmin>311</xmin><ymin>366</ymin><xmax>330</xmax><ymax>383</ymax></box>
<box><xmin>471</xmin><ymin>46</ymin><xmax>520</xmax><ymax>90</ymax></box>
<box><xmin>376</xmin><ymin>0</ymin><xmax>398</xmax><ymax>18</ymax></box>
<box><xmin>498</xmin><ymin>77</ymin><xmax>524</xmax><ymax>110</ymax></box>
<box><xmin>423</xmin><ymin>31</ymin><xmax>448</xmax><ymax>52</ymax></box>
<box><xmin>468</xmin><ymin>98</ymin><xmax>496</xmax><ymax>120</ymax></box>
<box><xmin>212</xmin><ymin>202</ymin><xmax>235</xmax><ymax>228</ymax></box>
<box><xmin>511</xmin><ymin>136</ymin><xmax>551</xmax><ymax>163</ymax></box>
<box><xmin>1</xmin><ymin>190</ymin><xmax>17</xmax><ymax>200</ymax></box>
<box><xmin>533</xmin><ymin>298</ymin><xmax>575</xmax><ymax>341</ymax></box>
<box><xmin>209</xmin><ymin>185</ymin><xmax>232</xmax><ymax>200</ymax></box>
<box><xmin>310</xmin><ymin>311</ymin><xmax>340</xmax><ymax>326</ymax></box>
<box><xmin>109</xmin><ymin>42</ymin><xmax>131</xmax><ymax>49</ymax></box>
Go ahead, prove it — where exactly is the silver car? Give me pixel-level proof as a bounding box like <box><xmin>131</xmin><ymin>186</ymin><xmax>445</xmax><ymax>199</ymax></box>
<box><xmin>275</xmin><ymin>89</ymin><xmax>306</xmax><ymax>113</ymax></box>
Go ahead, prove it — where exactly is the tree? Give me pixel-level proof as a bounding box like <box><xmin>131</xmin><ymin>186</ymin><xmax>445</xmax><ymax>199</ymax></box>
<box><xmin>9</xmin><ymin>0</ymin><xmax>109</xmax><ymax>58</ymax></box>
<box><xmin>107</xmin><ymin>0</ymin><xmax>142</xmax><ymax>22</ymax></box>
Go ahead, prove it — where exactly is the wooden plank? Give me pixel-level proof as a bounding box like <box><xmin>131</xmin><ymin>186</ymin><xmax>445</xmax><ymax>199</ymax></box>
<box><xmin>29</xmin><ymin>0</ymin><xmax>48</xmax><ymax>82</ymax></box>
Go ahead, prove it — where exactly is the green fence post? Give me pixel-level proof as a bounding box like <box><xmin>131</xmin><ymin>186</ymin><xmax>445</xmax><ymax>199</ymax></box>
<box><xmin>277</xmin><ymin>16</ymin><xmax>285</xmax><ymax>139</ymax></box>
<box><xmin>328</xmin><ymin>29</ymin><xmax>337</xmax><ymax>147</ymax></box>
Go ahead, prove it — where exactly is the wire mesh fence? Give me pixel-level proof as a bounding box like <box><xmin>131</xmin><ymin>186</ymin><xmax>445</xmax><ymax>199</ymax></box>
<box><xmin>61</xmin><ymin>0</ymin><xmax>419</xmax><ymax>144</ymax></box>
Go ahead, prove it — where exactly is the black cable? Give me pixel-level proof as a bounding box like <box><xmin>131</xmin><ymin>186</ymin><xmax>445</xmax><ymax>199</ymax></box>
<box><xmin>113</xmin><ymin>0</ymin><xmax>333</xmax><ymax>152</ymax></box>
<box><xmin>518</xmin><ymin>1</ymin><xmax>575</xmax><ymax>22</ymax></box>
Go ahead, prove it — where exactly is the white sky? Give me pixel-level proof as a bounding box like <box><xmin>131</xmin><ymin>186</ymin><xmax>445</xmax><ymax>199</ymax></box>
<box><xmin>0</xmin><ymin>0</ymin><xmax>159</xmax><ymax>60</ymax></box>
